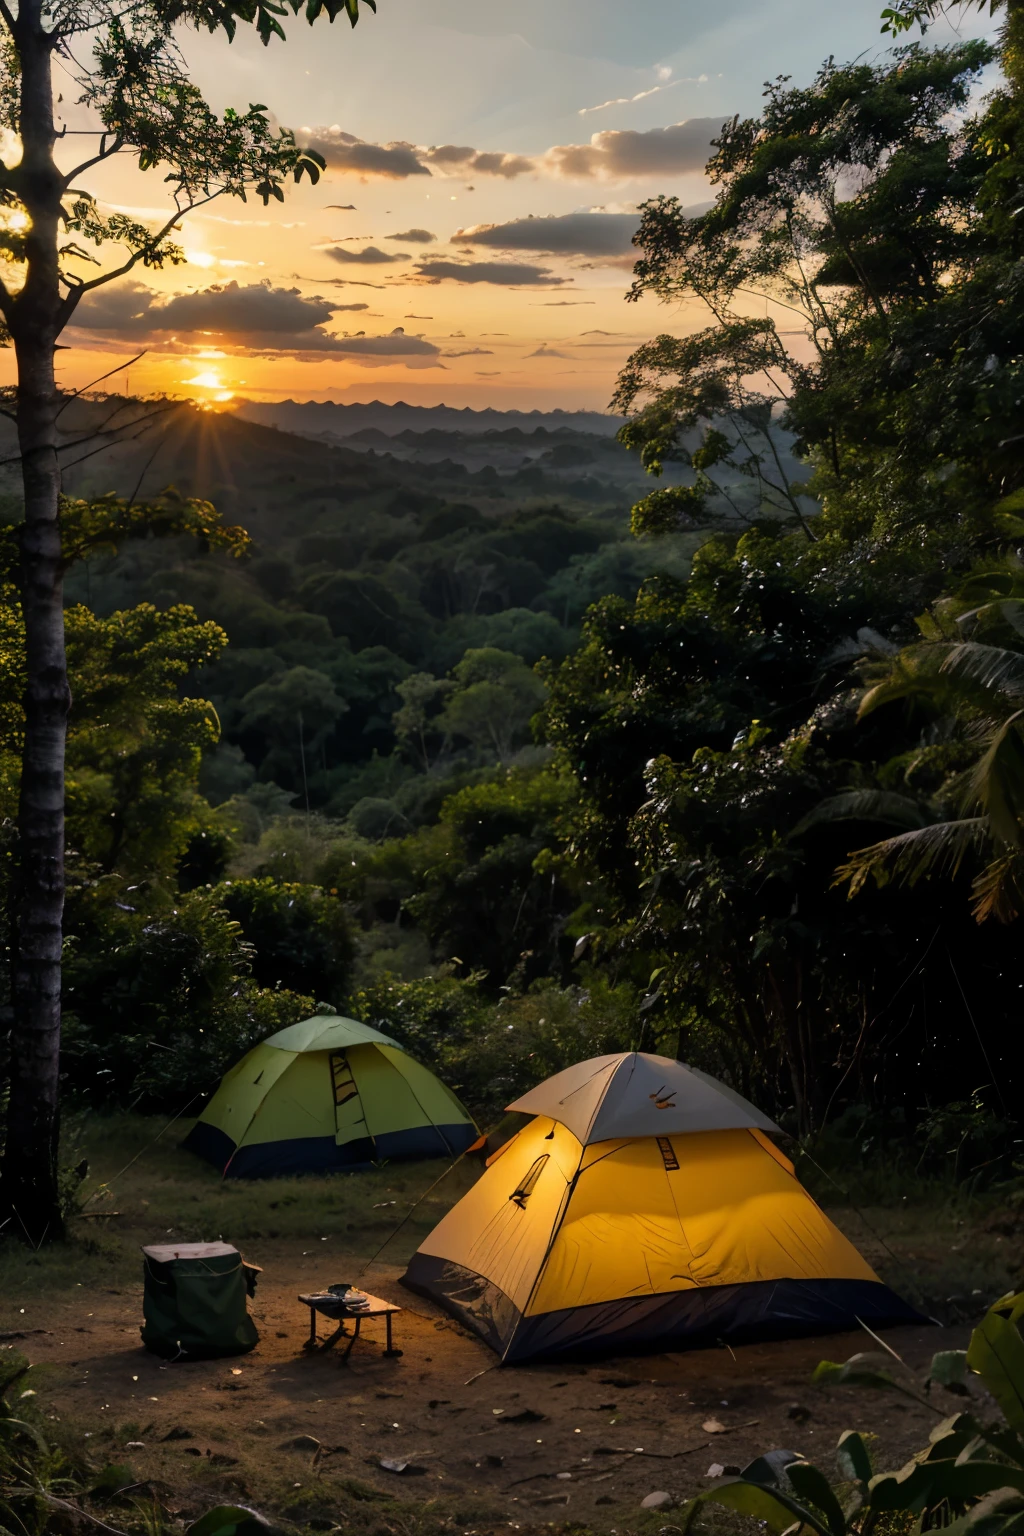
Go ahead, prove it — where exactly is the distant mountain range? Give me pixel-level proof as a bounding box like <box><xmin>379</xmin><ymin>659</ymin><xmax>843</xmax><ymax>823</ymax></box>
<box><xmin>232</xmin><ymin>398</ymin><xmax>625</xmax><ymax>439</ymax></box>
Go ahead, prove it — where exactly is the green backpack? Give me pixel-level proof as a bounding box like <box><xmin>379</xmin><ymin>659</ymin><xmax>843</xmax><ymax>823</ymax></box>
<box><xmin>141</xmin><ymin>1242</ymin><xmax>260</xmax><ymax>1359</ymax></box>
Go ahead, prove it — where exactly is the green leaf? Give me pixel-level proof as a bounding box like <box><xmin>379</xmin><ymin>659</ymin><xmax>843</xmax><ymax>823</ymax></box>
<box><xmin>835</xmin><ymin>1431</ymin><xmax>872</xmax><ymax>1485</ymax></box>
<box><xmin>742</xmin><ymin>1450</ymin><xmax>807</xmax><ymax>1488</ymax></box>
<box><xmin>939</xmin><ymin>1488</ymin><xmax>1024</xmax><ymax>1536</ymax></box>
<box><xmin>869</xmin><ymin>1459</ymin><xmax>1024</xmax><ymax>1515</ymax></box>
<box><xmin>701</xmin><ymin>1480</ymin><xmax>829</xmax><ymax>1536</ymax></box>
<box><xmin>967</xmin><ymin>1294</ymin><xmax>1024</xmax><ymax>1436</ymax></box>
<box><xmin>785</xmin><ymin>1461</ymin><xmax>849</xmax><ymax>1536</ymax></box>
<box><xmin>923</xmin><ymin>1412</ymin><xmax>985</xmax><ymax>1462</ymax></box>
<box><xmin>813</xmin><ymin>1353</ymin><xmax>900</xmax><ymax>1391</ymax></box>
<box><xmin>188</xmin><ymin>1507</ymin><xmax>277</xmax><ymax>1536</ymax></box>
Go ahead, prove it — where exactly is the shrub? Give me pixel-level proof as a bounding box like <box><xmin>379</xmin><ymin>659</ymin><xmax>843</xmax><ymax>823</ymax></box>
<box><xmin>61</xmin><ymin>877</ymin><xmax>313</xmax><ymax>1107</ymax></box>
<box><xmin>214</xmin><ymin>876</ymin><xmax>355</xmax><ymax>1002</ymax></box>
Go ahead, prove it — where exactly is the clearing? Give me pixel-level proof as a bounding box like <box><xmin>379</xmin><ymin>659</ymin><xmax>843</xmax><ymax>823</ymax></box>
<box><xmin>1</xmin><ymin>1116</ymin><xmax>1020</xmax><ymax>1533</ymax></box>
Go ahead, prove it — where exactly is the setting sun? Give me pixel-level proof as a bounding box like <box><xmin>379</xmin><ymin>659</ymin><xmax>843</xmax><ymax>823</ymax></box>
<box><xmin>183</xmin><ymin>370</ymin><xmax>227</xmax><ymax>390</ymax></box>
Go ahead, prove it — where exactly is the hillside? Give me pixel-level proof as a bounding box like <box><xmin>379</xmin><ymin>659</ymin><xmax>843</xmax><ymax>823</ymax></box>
<box><xmin>0</xmin><ymin>395</ymin><xmax>699</xmax><ymax>821</ymax></box>
<box><xmin>232</xmin><ymin>397</ymin><xmax>624</xmax><ymax>439</ymax></box>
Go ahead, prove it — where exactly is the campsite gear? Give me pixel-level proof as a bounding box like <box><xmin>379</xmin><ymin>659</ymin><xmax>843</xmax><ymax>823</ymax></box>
<box><xmin>299</xmin><ymin>1289</ymin><xmax>402</xmax><ymax>1359</ymax></box>
<box><xmin>402</xmin><ymin>1052</ymin><xmax>922</xmax><ymax>1363</ymax></box>
<box><xmin>182</xmin><ymin>1013</ymin><xmax>478</xmax><ymax>1178</ymax></box>
<box><xmin>141</xmin><ymin>1242</ymin><xmax>260</xmax><ymax>1359</ymax></box>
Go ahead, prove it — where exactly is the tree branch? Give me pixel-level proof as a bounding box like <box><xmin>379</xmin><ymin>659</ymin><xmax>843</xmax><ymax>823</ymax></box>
<box><xmin>0</xmin><ymin>0</ymin><xmax>18</xmax><ymax>35</ymax></box>
<box><xmin>63</xmin><ymin>135</ymin><xmax>126</xmax><ymax>186</ymax></box>
<box><xmin>60</xmin><ymin>192</ymin><xmax>220</xmax><ymax>323</ymax></box>
<box><xmin>0</xmin><ymin>269</ymin><xmax>14</xmax><ymax>325</ymax></box>
<box><xmin>55</xmin><ymin>351</ymin><xmax>148</xmax><ymax>418</ymax></box>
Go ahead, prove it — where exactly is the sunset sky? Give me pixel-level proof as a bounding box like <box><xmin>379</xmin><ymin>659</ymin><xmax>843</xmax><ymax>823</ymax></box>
<box><xmin>3</xmin><ymin>0</ymin><xmax>997</xmax><ymax>410</ymax></box>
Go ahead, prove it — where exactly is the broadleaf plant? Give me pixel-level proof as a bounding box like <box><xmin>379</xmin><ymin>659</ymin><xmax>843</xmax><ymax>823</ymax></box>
<box><xmin>682</xmin><ymin>1291</ymin><xmax>1024</xmax><ymax>1536</ymax></box>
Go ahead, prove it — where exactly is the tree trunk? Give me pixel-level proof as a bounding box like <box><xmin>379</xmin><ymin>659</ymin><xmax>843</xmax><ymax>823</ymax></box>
<box><xmin>0</xmin><ymin>13</ymin><xmax>69</xmax><ymax>1243</ymax></box>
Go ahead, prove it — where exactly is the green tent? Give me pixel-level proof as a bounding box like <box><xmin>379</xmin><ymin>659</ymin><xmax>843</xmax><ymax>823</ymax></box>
<box><xmin>182</xmin><ymin>1014</ymin><xmax>478</xmax><ymax>1178</ymax></box>
<box><xmin>141</xmin><ymin>1241</ymin><xmax>260</xmax><ymax>1358</ymax></box>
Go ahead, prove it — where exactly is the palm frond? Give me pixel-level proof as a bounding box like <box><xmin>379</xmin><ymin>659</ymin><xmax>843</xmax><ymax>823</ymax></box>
<box><xmin>834</xmin><ymin>816</ymin><xmax>988</xmax><ymax>898</ymax></box>
<box><xmin>967</xmin><ymin>598</ymin><xmax>1024</xmax><ymax>640</ymax></box>
<box><xmin>971</xmin><ymin>852</ymin><xmax>1024</xmax><ymax>923</ymax></box>
<box><xmin>791</xmin><ymin>789</ymin><xmax>930</xmax><ymax>839</ymax></box>
<box><xmin>938</xmin><ymin>641</ymin><xmax>1024</xmax><ymax>703</ymax></box>
<box><xmin>966</xmin><ymin>709</ymin><xmax>1024</xmax><ymax>848</ymax></box>
<box><xmin>858</xmin><ymin>646</ymin><xmax>946</xmax><ymax>718</ymax></box>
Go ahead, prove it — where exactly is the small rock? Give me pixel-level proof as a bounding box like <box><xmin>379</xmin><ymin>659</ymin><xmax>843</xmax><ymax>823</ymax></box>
<box><xmin>182</xmin><ymin>1447</ymin><xmax>202</xmax><ymax>1458</ymax></box>
<box><xmin>284</xmin><ymin>1435</ymin><xmax>322</xmax><ymax>1452</ymax></box>
<box><xmin>125</xmin><ymin>1441</ymin><xmax>145</xmax><ymax>1449</ymax></box>
<box><xmin>379</xmin><ymin>1459</ymin><xmax>427</xmax><ymax>1476</ymax></box>
<box><xmin>485</xmin><ymin>1455</ymin><xmax>504</xmax><ymax>1468</ymax></box>
<box><xmin>163</xmin><ymin>1427</ymin><xmax>193</xmax><ymax>1441</ymax></box>
<box><xmin>641</xmin><ymin>1492</ymin><xmax>674</xmax><ymax>1510</ymax></box>
<box><xmin>702</xmin><ymin>1418</ymin><xmax>726</xmax><ymax>1433</ymax></box>
<box><xmin>556</xmin><ymin>1473</ymin><xmax>573</xmax><ymax>1481</ymax></box>
<box><xmin>707</xmin><ymin>1464</ymin><xmax>725</xmax><ymax>1479</ymax></box>
<box><xmin>787</xmin><ymin>1404</ymin><xmax>811</xmax><ymax>1423</ymax></box>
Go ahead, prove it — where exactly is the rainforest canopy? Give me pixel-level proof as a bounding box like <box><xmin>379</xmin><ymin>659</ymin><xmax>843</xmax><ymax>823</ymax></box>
<box><xmin>402</xmin><ymin>1052</ymin><xmax>921</xmax><ymax>1362</ymax></box>
<box><xmin>183</xmin><ymin>1013</ymin><xmax>477</xmax><ymax>1178</ymax></box>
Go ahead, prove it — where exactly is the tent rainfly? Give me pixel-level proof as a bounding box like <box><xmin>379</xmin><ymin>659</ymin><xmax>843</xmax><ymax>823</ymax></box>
<box><xmin>402</xmin><ymin>1052</ymin><xmax>921</xmax><ymax>1362</ymax></box>
<box><xmin>183</xmin><ymin>1013</ymin><xmax>477</xmax><ymax>1178</ymax></box>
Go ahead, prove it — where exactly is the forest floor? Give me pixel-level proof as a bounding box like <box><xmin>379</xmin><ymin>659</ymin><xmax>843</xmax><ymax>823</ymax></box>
<box><xmin>2</xmin><ymin>1116</ymin><xmax>1023</xmax><ymax>1536</ymax></box>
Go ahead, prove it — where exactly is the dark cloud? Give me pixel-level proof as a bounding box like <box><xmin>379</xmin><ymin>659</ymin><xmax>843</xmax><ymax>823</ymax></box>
<box><xmin>304</xmin><ymin>277</ymin><xmax>389</xmax><ymax>289</ymax></box>
<box><xmin>68</xmin><ymin>280</ymin><xmax>441</xmax><ymax>367</ymax></box>
<box><xmin>386</xmin><ymin>228</ymin><xmax>436</xmax><ymax>243</ymax></box>
<box><xmin>296</xmin><ymin>118</ymin><xmax>718</xmax><ymax>187</ymax></box>
<box><xmin>71</xmin><ymin>279</ymin><xmax>338</xmax><ymax>336</ymax></box>
<box><xmin>332</xmin><ymin>331</ymin><xmax>440</xmax><ymax>359</ymax></box>
<box><xmin>527</xmin><ymin>345</ymin><xmax>573</xmax><ymax>358</ymax></box>
<box><xmin>415</xmin><ymin>259</ymin><xmax>567</xmax><ymax>286</ymax></box>
<box><xmin>300</xmin><ymin>128</ymin><xmax>430</xmax><ymax>179</ymax></box>
<box><xmin>325</xmin><ymin>245</ymin><xmax>409</xmax><ymax>265</ymax></box>
<box><xmin>544</xmin><ymin>119</ymin><xmax>719</xmax><ymax>178</ymax></box>
<box><xmin>424</xmin><ymin>144</ymin><xmax>534</xmax><ymax>179</ymax></box>
<box><xmin>326</xmin><ymin>203</ymin><xmax>357</xmax><ymax>210</ymax></box>
<box><xmin>443</xmin><ymin>347</ymin><xmax>494</xmax><ymax>357</ymax></box>
<box><xmin>456</xmin><ymin>210</ymin><xmax>639</xmax><ymax>259</ymax></box>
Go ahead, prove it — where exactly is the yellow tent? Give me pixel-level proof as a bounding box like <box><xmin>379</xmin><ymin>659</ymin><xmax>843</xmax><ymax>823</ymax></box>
<box><xmin>402</xmin><ymin>1052</ymin><xmax>919</xmax><ymax>1361</ymax></box>
<box><xmin>183</xmin><ymin>1013</ymin><xmax>477</xmax><ymax>1178</ymax></box>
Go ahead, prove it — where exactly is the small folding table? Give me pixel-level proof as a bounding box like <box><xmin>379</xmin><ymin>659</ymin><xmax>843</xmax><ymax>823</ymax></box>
<box><xmin>299</xmin><ymin>1290</ymin><xmax>402</xmax><ymax>1361</ymax></box>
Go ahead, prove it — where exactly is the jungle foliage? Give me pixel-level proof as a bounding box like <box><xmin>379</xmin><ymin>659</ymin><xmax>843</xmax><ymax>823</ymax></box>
<box><xmin>684</xmin><ymin>1289</ymin><xmax>1024</xmax><ymax>1536</ymax></box>
<box><xmin>3</xmin><ymin>14</ymin><xmax>1024</xmax><ymax>1167</ymax></box>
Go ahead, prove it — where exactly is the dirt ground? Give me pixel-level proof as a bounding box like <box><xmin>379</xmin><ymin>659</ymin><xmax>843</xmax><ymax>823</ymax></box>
<box><xmin>4</xmin><ymin>1245</ymin><xmax>974</xmax><ymax>1527</ymax></box>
